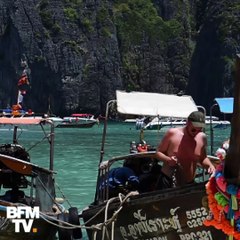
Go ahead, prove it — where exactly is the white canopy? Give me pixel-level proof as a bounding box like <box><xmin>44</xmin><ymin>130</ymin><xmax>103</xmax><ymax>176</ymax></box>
<box><xmin>0</xmin><ymin>117</ymin><xmax>43</xmax><ymax>125</ymax></box>
<box><xmin>116</xmin><ymin>90</ymin><xmax>198</xmax><ymax>118</ymax></box>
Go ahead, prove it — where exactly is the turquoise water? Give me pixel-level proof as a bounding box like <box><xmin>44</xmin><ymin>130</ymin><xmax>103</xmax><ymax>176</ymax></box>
<box><xmin>0</xmin><ymin>122</ymin><xmax>230</xmax><ymax>239</ymax></box>
<box><xmin>53</xmin><ymin>122</ymin><xmax>164</xmax><ymax>210</ymax></box>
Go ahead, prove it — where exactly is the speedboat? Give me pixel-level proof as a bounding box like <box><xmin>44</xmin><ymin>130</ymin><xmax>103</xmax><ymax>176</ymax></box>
<box><xmin>124</xmin><ymin>117</ymin><xmax>150</xmax><ymax>129</ymax></box>
<box><xmin>80</xmin><ymin>90</ymin><xmax>227</xmax><ymax>239</ymax></box>
<box><xmin>205</xmin><ymin>115</ymin><xmax>230</xmax><ymax>128</ymax></box>
<box><xmin>144</xmin><ymin>117</ymin><xmax>186</xmax><ymax>130</ymax></box>
<box><xmin>46</xmin><ymin>116</ymin><xmax>63</xmax><ymax>127</ymax></box>
<box><xmin>56</xmin><ymin>113</ymin><xmax>98</xmax><ymax>128</ymax></box>
<box><xmin>144</xmin><ymin>115</ymin><xmax>230</xmax><ymax>130</ymax></box>
<box><xmin>0</xmin><ymin>118</ymin><xmax>82</xmax><ymax>240</ymax></box>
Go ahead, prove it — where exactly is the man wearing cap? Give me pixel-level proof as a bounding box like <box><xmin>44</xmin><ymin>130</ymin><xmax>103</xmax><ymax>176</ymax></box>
<box><xmin>155</xmin><ymin>111</ymin><xmax>215</xmax><ymax>189</ymax></box>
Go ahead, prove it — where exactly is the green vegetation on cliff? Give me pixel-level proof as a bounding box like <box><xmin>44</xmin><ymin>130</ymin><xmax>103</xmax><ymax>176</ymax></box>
<box><xmin>112</xmin><ymin>0</ymin><xmax>182</xmax><ymax>91</ymax></box>
<box><xmin>0</xmin><ymin>0</ymin><xmax>238</xmax><ymax>114</ymax></box>
<box><xmin>113</xmin><ymin>0</ymin><xmax>181</xmax><ymax>47</ymax></box>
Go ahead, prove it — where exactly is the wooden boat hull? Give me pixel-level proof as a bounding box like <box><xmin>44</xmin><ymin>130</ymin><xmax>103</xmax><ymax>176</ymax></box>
<box><xmin>0</xmin><ymin>217</ymin><xmax>57</xmax><ymax>240</ymax></box>
<box><xmin>82</xmin><ymin>182</ymin><xmax>226</xmax><ymax>240</ymax></box>
<box><xmin>0</xmin><ymin>123</ymin><xmax>74</xmax><ymax>240</ymax></box>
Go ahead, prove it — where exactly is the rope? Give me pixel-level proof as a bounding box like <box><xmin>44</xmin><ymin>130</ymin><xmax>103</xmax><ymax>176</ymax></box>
<box><xmin>93</xmin><ymin>230</ymin><xmax>97</xmax><ymax>240</ymax></box>
<box><xmin>87</xmin><ymin>191</ymin><xmax>137</xmax><ymax>240</ymax></box>
<box><xmin>40</xmin><ymin>211</ymin><xmax>83</xmax><ymax>230</ymax></box>
<box><xmin>55</xmin><ymin>182</ymin><xmax>72</xmax><ymax>207</ymax></box>
<box><xmin>111</xmin><ymin>221</ymin><xmax>115</xmax><ymax>240</ymax></box>
<box><xmin>2</xmin><ymin>201</ymin><xmax>82</xmax><ymax>230</ymax></box>
<box><xmin>0</xmin><ymin>190</ymin><xmax>136</xmax><ymax>237</ymax></box>
<box><xmin>26</xmin><ymin>132</ymin><xmax>52</xmax><ymax>152</ymax></box>
<box><xmin>35</xmin><ymin>175</ymin><xmax>63</xmax><ymax>213</ymax></box>
<box><xmin>102</xmin><ymin>197</ymin><xmax>116</xmax><ymax>240</ymax></box>
<box><xmin>0</xmin><ymin>217</ymin><xmax>9</xmax><ymax>229</ymax></box>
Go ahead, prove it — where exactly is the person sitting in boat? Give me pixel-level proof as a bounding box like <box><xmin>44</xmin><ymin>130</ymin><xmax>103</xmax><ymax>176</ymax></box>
<box><xmin>137</xmin><ymin>140</ymin><xmax>148</xmax><ymax>152</ymax></box>
<box><xmin>124</xmin><ymin>155</ymin><xmax>161</xmax><ymax>192</ymax></box>
<box><xmin>138</xmin><ymin>161</ymin><xmax>162</xmax><ymax>192</ymax></box>
<box><xmin>130</xmin><ymin>140</ymin><xmax>150</xmax><ymax>153</ymax></box>
<box><xmin>99</xmin><ymin>167</ymin><xmax>139</xmax><ymax>198</ymax></box>
<box><xmin>155</xmin><ymin>111</ymin><xmax>215</xmax><ymax>188</ymax></box>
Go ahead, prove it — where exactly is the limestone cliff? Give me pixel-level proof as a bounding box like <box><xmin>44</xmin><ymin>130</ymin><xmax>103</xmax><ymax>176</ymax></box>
<box><xmin>0</xmin><ymin>0</ymin><xmax>239</xmax><ymax>115</ymax></box>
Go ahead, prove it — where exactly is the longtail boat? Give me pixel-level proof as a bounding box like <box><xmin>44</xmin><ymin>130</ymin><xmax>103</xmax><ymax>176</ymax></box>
<box><xmin>0</xmin><ymin>118</ymin><xmax>82</xmax><ymax>240</ymax></box>
<box><xmin>81</xmin><ymin>53</ymin><xmax>240</xmax><ymax>239</ymax></box>
<box><xmin>80</xmin><ymin>83</ymin><xmax>235</xmax><ymax>239</ymax></box>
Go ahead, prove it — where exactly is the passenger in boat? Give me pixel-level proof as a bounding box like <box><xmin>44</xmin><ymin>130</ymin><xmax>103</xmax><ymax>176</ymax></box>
<box><xmin>99</xmin><ymin>167</ymin><xmax>139</xmax><ymax>197</ymax></box>
<box><xmin>155</xmin><ymin>111</ymin><xmax>215</xmax><ymax>188</ymax></box>
<box><xmin>137</xmin><ymin>140</ymin><xmax>148</xmax><ymax>152</ymax></box>
<box><xmin>124</xmin><ymin>155</ymin><xmax>161</xmax><ymax>192</ymax></box>
<box><xmin>138</xmin><ymin>161</ymin><xmax>162</xmax><ymax>192</ymax></box>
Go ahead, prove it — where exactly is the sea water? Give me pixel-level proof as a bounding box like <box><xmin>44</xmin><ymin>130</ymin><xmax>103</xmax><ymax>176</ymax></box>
<box><xmin>0</xmin><ymin>122</ymin><xmax>230</xmax><ymax>239</ymax></box>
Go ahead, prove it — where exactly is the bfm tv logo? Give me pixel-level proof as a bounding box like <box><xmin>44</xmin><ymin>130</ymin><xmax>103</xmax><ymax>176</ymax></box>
<box><xmin>6</xmin><ymin>206</ymin><xmax>39</xmax><ymax>233</ymax></box>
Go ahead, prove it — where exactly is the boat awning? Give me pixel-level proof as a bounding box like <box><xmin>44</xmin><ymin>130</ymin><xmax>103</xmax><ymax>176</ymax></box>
<box><xmin>116</xmin><ymin>90</ymin><xmax>198</xmax><ymax>118</ymax></box>
<box><xmin>214</xmin><ymin>97</ymin><xmax>233</xmax><ymax>114</ymax></box>
<box><xmin>0</xmin><ymin>117</ymin><xmax>43</xmax><ymax>125</ymax></box>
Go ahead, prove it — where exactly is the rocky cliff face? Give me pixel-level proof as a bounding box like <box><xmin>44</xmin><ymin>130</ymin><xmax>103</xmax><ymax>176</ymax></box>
<box><xmin>188</xmin><ymin>0</ymin><xmax>240</xmax><ymax>110</ymax></box>
<box><xmin>0</xmin><ymin>0</ymin><xmax>239</xmax><ymax>115</ymax></box>
<box><xmin>0</xmin><ymin>0</ymin><xmax>122</xmax><ymax>115</ymax></box>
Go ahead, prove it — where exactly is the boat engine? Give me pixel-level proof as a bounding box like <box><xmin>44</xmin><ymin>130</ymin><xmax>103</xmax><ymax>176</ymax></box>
<box><xmin>0</xmin><ymin>144</ymin><xmax>30</xmax><ymax>189</ymax></box>
<box><xmin>0</xmin><ymin>143</ymin><xmax>30</xmax><ymax>162</ymax></box>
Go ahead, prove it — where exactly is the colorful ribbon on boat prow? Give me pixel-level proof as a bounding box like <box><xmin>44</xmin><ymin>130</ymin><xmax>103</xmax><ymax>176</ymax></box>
<box><xmin>204</xmin><ymin>163</ymin><xmax>240</xmax><ymax>239</ymax></box>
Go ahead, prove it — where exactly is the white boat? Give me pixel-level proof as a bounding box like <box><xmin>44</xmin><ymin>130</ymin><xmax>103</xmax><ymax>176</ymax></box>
<box><xmin>46</xmin><ymin>116</ymin><xmax>63</xmax><ymax>127</ymax></box>
<box><xmin>124</xmin><ymin>117</ymin><xmax>149</xmax><ymax>129</ymax></box>
<box><xmin>143</xmin><ymin>117</ymin><xmax>186</xmax><ymax>130</ymax></box>
<box><xmin>205</xmin><ymin>115</ymin><xmax>231</xmax><ymax>128</ymax></box>
<box><xmin>56</xmin><ymin>113</ymin><xmax>98</xmax><ymax>128</ymax></box>
<box><xmin>144</xmin><ymin>115</ymin><xmax>230</xmax><ymax>130</ymax></box>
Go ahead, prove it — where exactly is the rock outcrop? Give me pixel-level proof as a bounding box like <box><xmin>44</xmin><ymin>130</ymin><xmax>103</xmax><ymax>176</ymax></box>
<box><xmin>0</xmin><ymin>0</ymin><xmax>238</xmax><ymax>115</ymax></box>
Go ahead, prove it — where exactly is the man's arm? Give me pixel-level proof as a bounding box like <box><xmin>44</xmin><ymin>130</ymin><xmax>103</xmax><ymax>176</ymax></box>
<box><xmin>202</xmin><ymin>157</ymin><xmax>215</xmax><ymax>174</ymax></box>
<box><xmin>155</xmin><ymin>129</ymin><xmax>178</xmax><ymax>167</ymax></box>
<box><xmin>200</xmin><ymin>134</ymin><xmax>215</xmax><ymax>174</ymax></box>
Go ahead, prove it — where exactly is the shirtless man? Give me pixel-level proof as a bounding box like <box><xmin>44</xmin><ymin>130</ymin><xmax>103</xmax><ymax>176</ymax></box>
<box><xmin>155</xmin><ymin>111</ymin><xmax>215</xmax><ymax>188</ymax></box>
